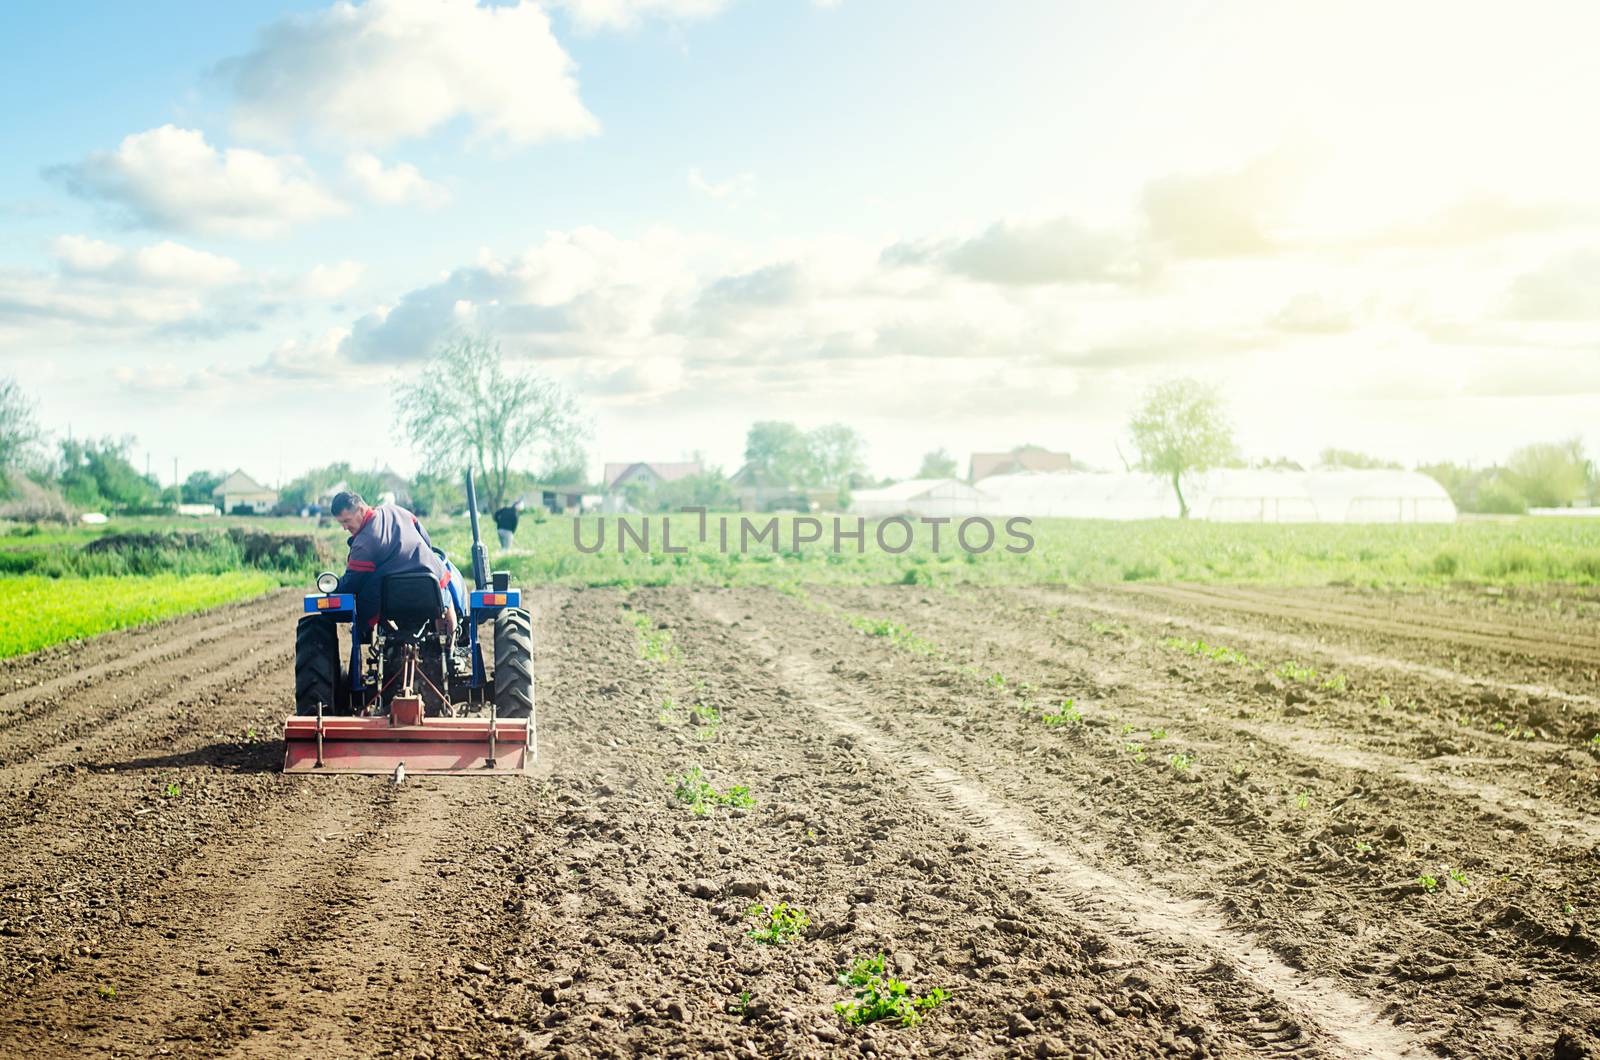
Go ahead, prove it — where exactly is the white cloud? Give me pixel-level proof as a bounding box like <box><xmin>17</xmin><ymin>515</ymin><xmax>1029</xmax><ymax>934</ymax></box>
<box><xmin>297</xmin><ymin>261</ymin><xmax>367</xmax><ymax>299</ymax></box>
<box><xmin>342</xmin><ymin>152</ymin><xmax>450</xmax><ymax>207</ymax></box>
<box><xmin>50</xmin><ymin>235</ymin><xmax>245</xmax><ymax>288</ymax></box>
<box><xmin>47</xmin><ymin>125</ymin><xmax>344</xmax><ymax>239</ymax></box>
<box><xmin>687</xmin><ymin>167</ymin><xmax>755</xmax><ymax>202</ymax></box>
<box><xmin>551</xmin><ymin>0</ymin><xmax>730</xmax><ymax>32</ymax></box>
<box><xmin>216</xmin><ymin>0</ymin><xmax>598</xmax><ymax>147</ymax></box>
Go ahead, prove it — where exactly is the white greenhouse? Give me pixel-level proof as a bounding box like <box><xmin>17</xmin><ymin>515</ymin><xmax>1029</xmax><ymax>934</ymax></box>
<box><xmin>849</xmin><ymin>478</ymin><xmax>993</xmax><ymax>519</ymax></box>
<box><xmin>853</xmin><ymin>470</ymin><xmax>1457</xmax><ymax>523</ymax></box>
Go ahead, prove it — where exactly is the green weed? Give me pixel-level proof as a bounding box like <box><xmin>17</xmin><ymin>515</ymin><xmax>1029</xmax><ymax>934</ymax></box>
<box><xmin>746</xmin><ymin>902</ymin><xmax>809</xmax><ymax>945</ymax></box>
<box><xmin>1164</xmin><ymin>637</ymin><xmax>1259</xmax><ymax>669</ymax></box>
<box><xmin>834</xmin><ymin>953</ymin><xmax>948</xmax><ymax>1028</ymax></box>
<box><xmin>1042</xmin><ymin>699</ymin><xmax>1082</xmax><ymax>726</ymax></box>
<box><xmin>669</xmin><ymin>766</ymin><xmax>755</xmax><ymax>816</ymax></box>
<box><xmin>625</xmin><ymin>610</ymin><xmax>678</xmax><ymax>664</ymax></box>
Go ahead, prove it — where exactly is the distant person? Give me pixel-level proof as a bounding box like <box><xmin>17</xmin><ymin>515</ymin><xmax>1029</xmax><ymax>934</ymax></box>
<box><xmin>494</xmin><ymin>499</ymin><xmax>523</xmax><ymax>550</ymax></box>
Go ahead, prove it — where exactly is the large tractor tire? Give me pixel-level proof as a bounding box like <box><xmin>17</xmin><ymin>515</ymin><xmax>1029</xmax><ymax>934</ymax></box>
<box><xmin>294</xmin><ymin>615</ymin><xmax>341</xmax><ymax>717</ymax></box>
<box><xmin>492</xmin><ymin>607</ymin><xmax>534</xmax><ymax>719</ymax></box>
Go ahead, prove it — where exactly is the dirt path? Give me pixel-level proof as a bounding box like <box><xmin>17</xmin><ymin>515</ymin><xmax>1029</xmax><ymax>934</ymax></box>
<box><xmin>0</xmin><ymin>584</ymin><xmax>1594</xmax><ymax>1058</ymax></box>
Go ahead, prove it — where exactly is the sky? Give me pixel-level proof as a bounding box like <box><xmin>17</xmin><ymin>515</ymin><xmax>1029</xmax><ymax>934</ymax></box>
<box><xmin>2</xmin><ymin>0</ymin><xmax>1599</xmax><ymax>487</ymax></box>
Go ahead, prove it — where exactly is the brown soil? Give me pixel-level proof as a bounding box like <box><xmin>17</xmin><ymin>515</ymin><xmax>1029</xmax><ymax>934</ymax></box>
<box><xmin>0</xmin><ymin>584</ymin><xmax>1595</xmax><ymax>1058</ymax></box>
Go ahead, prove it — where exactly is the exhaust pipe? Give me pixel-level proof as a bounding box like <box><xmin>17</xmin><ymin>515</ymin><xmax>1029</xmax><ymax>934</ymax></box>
<box><xmin>465</xmin><ymin>467</ymin><xmax>489</xmax><ymax>592</ymax></box>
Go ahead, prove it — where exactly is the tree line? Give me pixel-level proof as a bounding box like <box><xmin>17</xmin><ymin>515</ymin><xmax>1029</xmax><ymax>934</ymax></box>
<box><xmin>1</xmin><ymin>355</ymin><xmax>1595</xmax><ymax>521</ymax></box>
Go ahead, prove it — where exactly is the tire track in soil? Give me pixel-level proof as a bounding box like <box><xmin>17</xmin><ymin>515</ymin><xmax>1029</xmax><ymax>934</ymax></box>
<box><xmin>690</xmin><ymin>590</ymin><xmax>1425</xmax><ymax>1060</ymax></box>
<box><xmin>0</xmin><ymin>591</ymin><xmax>562</xmax><ymax>1059</ymax></box>
<box><xmin>492</xmin><ymin>588</ymin><xmax>1253</xmax><ymax>1057</ymax></box>
<box><xmin>0</xmin><ymin>608</ymin><xmax>291</xmax><ymax>767</ymax></box>
<box><xmin>0</xmin><ymin>622</ymin><xmax>301</xmax><ymax>890</ymax></box>
<box><xmin>795</xmin><ymin>586</ymin><xmax>1600</xmax><ymax>1056</ymax></box>
<box><xmin>1121</xmin><ymin>583</ymin><xmax>1600</xmax><ymax>679</ymax></box>
<box><xmin>1044</xmin><ymin>587</ymin><xmax>1600</xmax><ymax>715</ymax></box>
<box><xmin>865</xmin><ymin>586</ymin><xmax>1600</xmax><ymax>849</ymax></box>
<box><xmin>1131</xmin><ymin>584</ymin><xmax>1600</xmax><ymax>663</ymax></box>
<box><xmin>0</xmin><ymin>592</ymin><xmax>292</xmax><ymax>733</ymax></box>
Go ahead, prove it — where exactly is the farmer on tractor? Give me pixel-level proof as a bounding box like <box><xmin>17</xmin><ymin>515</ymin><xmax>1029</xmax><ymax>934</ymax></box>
<box><xmin>331</xmin><ymin>491</ymin><xmax>457</xmax><ymax>637</ymax></box>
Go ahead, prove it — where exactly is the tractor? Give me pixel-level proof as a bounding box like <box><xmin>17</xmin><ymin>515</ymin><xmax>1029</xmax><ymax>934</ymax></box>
<box><xmin>282</xmin><ymin>470</ymin><xmax>534</xmax><ymax>774</ymax></box>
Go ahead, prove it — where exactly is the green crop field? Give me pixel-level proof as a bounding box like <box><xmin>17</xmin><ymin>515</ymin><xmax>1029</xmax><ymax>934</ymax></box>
<box><xmin>429</xmin><ymin>512</ymin><xmax>1600</xmax><ymax>592</ymax></box>
<box><xmin>0</xmin><ymin>572</ymin><xmax>279</xmax><ymax>659</ymax></box>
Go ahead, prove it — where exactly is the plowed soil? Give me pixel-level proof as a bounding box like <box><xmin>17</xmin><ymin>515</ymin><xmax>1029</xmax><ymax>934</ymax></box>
<box><xmin>0</xmin><ymin>584</ymin><xmax>1596</xmax><ymax>1058</ymax></box>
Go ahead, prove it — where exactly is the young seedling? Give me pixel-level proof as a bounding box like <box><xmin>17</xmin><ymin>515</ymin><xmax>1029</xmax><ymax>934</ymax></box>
<box><xmin>746</xmin><ymin>902</ymin><xmax>809</xmax><ymax>945</ymax></box>
<box><xmin>691</xmin><ymin>702</ymin><xmax>721</xmax><ymax>741</ymax></box>
<box><xmin>986</xmin><ymin>672</ymin><xmax>1007</xmax><ymax>690</ymax></box>
<box><xmin>670</xmin><ymin>767</ymin><xmax>755</xmax><ymax>816</ymax></box>
<box><xmin>1167</xmin><ymin>751</ymin><xmax>1194</xmax><ymax>771</ymax></box>
<box><xmin>162</xmin><ymin>781</ymin><xmax>181</xmax><ymax>799</ymax></box>
<box><xmin>1124</xmin><ymin>742</ymin><xmax>1147</xmax><ymax>764</ymax></box>
<box><xmin>1042</xmin><ymin>699</ymin><xmax>1082</xmax><ymax>726</ymax></box>
<box><xmin>1417</xmin><ymin>874</ymin><xmax>1439</xmax><ymax>893</ymax></box>
<box><xmin>1293</xmin><ymin>790</ymin><xmax>1310</xmax><ymax>811</ymax></box>
<box><xmin>96</xmin><ymin>984</ymin><xmax>116</xmax><ymax>1001</ymax></box>
<box><xmin>1448</xmin><ymin>867</ymin><xmax>1469</xmax><ymax>889</ymax></box>
<box><xmin>834</xmin><ymin>953</ymin><xmax>948</xmax><ymax>1028</ymax></box>
<box><xmin>1150</xmin><ymin>728</ymin><xmax>1168</xmax><ymax>741</ymax></box>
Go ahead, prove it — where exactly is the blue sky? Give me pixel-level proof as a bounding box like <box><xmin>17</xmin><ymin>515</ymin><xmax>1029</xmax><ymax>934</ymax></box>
<box><xmin>3</xmin><ymin>0</ymin><xmax>1599</xmax><ymax>486</ymax></box>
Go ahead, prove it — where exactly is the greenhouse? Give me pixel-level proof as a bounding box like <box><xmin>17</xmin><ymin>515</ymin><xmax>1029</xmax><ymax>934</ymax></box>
<box><xmin>852</xmin><ymin>470</ymin><xmax>1458</xmax><ymax>523</ymax></box>
<box><xmin>848</xmin><ymin>478</ymin><xmax>992</xmax><ymax>518</ymax></box>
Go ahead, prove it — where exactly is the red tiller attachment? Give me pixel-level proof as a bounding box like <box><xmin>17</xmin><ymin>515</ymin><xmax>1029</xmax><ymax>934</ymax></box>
<box><xmin>282</xmin><ymin>704</ymin><xmax>533</xmax><ymax>775</ymax></box>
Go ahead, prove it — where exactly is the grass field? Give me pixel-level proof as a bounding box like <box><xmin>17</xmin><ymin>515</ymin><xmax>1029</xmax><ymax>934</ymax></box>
<box><xmin>0</xmin><ymin>572</ymin><xmax>278</xmax><ymax>658</ymax></box>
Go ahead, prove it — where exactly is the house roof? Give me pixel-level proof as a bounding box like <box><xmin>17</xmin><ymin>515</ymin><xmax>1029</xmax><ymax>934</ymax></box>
<box><xmin>969</xmin><ymin>446</ymin><xmax>1073</xmax><ymax>481</ymax></box>
<box><xmin>603</xmin><ymin>461</ymin><xmax>703</xmax><ymax>489</ymax></box>
<box><xmin>212</xmin><ymin>469</ymin><xmax>273</xmax><ymax>496</ymax></box>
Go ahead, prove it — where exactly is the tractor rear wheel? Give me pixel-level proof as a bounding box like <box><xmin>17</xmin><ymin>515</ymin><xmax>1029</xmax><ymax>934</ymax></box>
<box><xmin>492</xmin><ymin>607</ymin><xmax>534</xmax><ymax>719</ymax></box>
<box><xmin>295</xmin><ymin>615</ymin><xmax>341</xmax><ymax>716</ymax></box>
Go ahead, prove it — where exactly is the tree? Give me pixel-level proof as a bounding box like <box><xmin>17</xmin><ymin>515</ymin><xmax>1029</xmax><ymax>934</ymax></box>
<box><xmin>649</xmin><ymin>469</ymin><xmax>736</xmax><ymax>513</ymax></box>
<box><xmin>741</xmin><ymin>420</ymin><xmax>866</xmax><ymax>497</ymax></box>
<box><xmin>1127</xmin><ymin>378</ymin><xmax>1237</xmax><ymax>519</ymax></box>
<box><xmin>409</xmin><ymin>470</ymin><xmax>464</xmax><ymax>517</ymax></box>
<box><xmin>57</xmin><ymin>437</ymin><xmax>159</xmax><ymax>511</ymax></box>
<box><xmin>0</xmin><ymin>377</ymin><xmax>42</xmax><ymax>474</ymax></box>
<box><xmin>743</xmin><ymin>421</ymin><xmax>811</xmax><ymax>484</ymax></box>
<box><xmin>1504</xmin><ymin>438</ymin><xmax>1587</xmax><ymax>508</ymax></box>
<box><xmin>396</xmin><ymin>335</ymin><xmax>585</xmax><ymax>512</ymax></box>
<box><xmin>807</xmin><ymin>423</ymin><xmax>866</xmax><ymax>495</ymax></box>
<box><xmin>181</xmin><ymin>469</ymin><xmax>224</xmax><ymax>504</ymax></box>
<box><xmin>537</xmin><ymin>440</ymin><xmax>589</xmax><ymax>485</ymax></box>
<box><xmin>917</xmin><ymin>448</ymin><xmax>958</xmax><ymax>479</ymax></box>
<box><xmin>1319</xmin><ymin>447</ymin><xmax>1400</xmax><ymax>470</ymax></box>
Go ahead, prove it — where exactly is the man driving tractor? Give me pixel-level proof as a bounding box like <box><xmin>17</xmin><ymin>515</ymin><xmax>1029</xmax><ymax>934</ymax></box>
<box><xmin>331</xmin><ymin>491</ymin><xmax>458</xmax><ymax>638</ymax></box>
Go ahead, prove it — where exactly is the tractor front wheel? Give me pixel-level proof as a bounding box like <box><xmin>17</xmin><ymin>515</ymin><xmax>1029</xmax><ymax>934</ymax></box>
<box><xmin>294</xmin><ymin>615</ymin><xmax>341</xmax><ymax>716</ymax></box>
<box><xmin>492</xmin><ymin>608</ymin><xmax>534</xmax><ymax>720</ymax></box>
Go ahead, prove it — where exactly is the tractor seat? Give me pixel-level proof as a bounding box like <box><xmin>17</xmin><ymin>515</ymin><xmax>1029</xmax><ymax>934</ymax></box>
<box><xmin>381</xmin><ymin>572</ymin><xmax>444</xmax><ymax>629</ymax></box>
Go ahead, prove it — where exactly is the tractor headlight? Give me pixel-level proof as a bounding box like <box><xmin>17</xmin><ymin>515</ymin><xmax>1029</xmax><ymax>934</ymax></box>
<box><xmin>316</xmin><ymin>571</ymin><xmax>339</xmax><ymax>594</ymax></box>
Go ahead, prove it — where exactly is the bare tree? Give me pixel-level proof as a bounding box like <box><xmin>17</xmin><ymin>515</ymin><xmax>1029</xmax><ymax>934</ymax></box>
<box><xmin>0</xmin><ymin>377</ymin><xmax>42</xmax><ymax>473</ymax></box>
<box><xmin>1128</xmin><ymin>378</ymin><xmax>1236</xmax><ymax>518</ymax></box>
<box><xmin>396</xmin><ymin>335</ymin><xmax>585</xmax><ymax>511</ymax></box>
